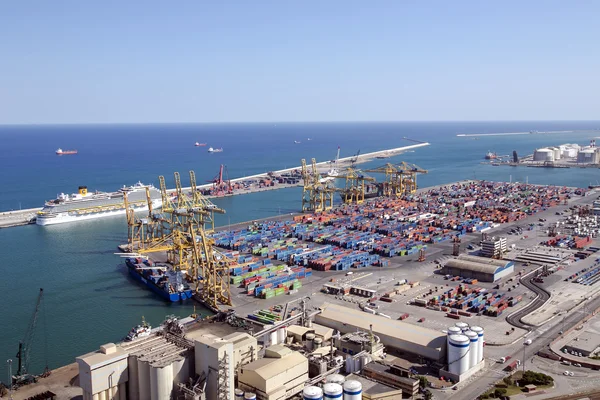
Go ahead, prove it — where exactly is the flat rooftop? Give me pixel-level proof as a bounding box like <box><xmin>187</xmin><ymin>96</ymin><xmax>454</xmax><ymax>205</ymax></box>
<box><xmin>567</xmin><ymin>330</ymin><xmax>600</xmax><ymax>354</ymax></box>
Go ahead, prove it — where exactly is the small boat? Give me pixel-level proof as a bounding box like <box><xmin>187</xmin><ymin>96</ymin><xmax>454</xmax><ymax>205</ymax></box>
<box><xmin>208</xmin><ymin>147</ymin><xmax>223</xmax><ymax>153</ymax></box>
<box><xmin>589</xmin><ymin>181</ymin><xmax>600</xmax><ymax>189</ymax></box>
<box><xmin>56</xmin><ymin>148</ymin><xmax>78</xmax><ymax>155</ymax></box>
<box><xmin>125</xmin><ymin>317</ymin><xmax>152</xmax><ymax>341</ymax></box>
<box><xmin>294</xmin><ymin>140</ymin><xmax>301</xmax><ymax>144</ymax></box>
<box><xmin>307</xmin><ymin>138</ymin><xmax>312</xmax><ymax>141</ymax></box>
<box><xmin>195</xmin><ymin>142</ymin><xmax>207</xmax><ymax>147</ymax></box>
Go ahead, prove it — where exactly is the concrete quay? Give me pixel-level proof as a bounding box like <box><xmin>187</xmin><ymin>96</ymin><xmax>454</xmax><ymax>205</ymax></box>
<box><xmin>0</xmin><ymin>142</ymin><xmax>429</xmax><ymax>229</ymax></box>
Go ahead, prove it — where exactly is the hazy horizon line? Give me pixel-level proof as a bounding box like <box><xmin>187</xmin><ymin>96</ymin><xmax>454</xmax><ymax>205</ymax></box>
<box><xmin>2</xmin><ymin>119</ymin><xmax>600</xmax><ymax>127</ymax></box>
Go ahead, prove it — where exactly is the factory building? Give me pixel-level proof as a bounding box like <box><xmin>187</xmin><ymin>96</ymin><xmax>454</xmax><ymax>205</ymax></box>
<box><xmin>238</xmin><ymin>345</ymin><xmax>309</xmax><ymax>400</ymax></box>
<box><xmin>194</xmin><ymin>332</ymin><xmax>258</xmax><ymax>400</ymax></box>
<box><xmin>77</xmin><ymin>343</ymin><xmax>129</xmax><ymax>400</ymax></box>
<box><xmin>315</xmin><ymin>302</ymin><xmax>446</xmax><ymax>361</ymax></box>
<box><xmin>480</xmin><ymin>237</ymin><xmax>507</xmax><ymax>258</ymax></box>
<box><xmin>334</xmin><ymin>331</ymin><xmax>385</xmax><ymax>358</ymax></box>
<box><xmin>442</xmin><ymin>256</ymin><xmax>514</xmax><ymax>282</ymax></box>
<box><xmin>562</xmin><ymin>331</ymin><xmax>600</xmax><ymax>357</ymax></box>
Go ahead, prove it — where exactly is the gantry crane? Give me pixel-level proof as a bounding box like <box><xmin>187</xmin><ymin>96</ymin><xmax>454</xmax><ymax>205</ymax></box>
<box><xmin>301</xmin><ymin>158</ymin><xmax>335</xmax><ymax>212</ymax></box>
<box><xmin>365</xmin><ymin>163</ymin><xmax>403</xmax><ymax>198</ymax></box>
<box><xmin>334</xmin><ymin>167</ymin><xmax>376</xmax><ymax>204</ymax></box>
<box><xmin>397</xmin><ymin>161</ymin><xmax>428</xmax><ymax>194</ymax></box>
<box><xmin>189</xmin><ymin>221</ymin><xmax>232</xmax><ymax>311</ymax></box>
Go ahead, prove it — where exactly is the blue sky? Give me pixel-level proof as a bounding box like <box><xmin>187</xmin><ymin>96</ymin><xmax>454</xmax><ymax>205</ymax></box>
<box><xmin>1</xmin><ymin>1</ymin><xmax>598</xmax><ymax>124</ymax></box>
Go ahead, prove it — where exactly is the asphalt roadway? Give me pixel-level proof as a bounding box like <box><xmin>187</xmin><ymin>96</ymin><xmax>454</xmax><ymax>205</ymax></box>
<box><xmin>506</xmin><ymin>269</ymin><xmax>552</xmax><ymax>330</ymax></box>
<box><xmin>442</xmin><ymin>294</ymin><xmax>600</xmax><ymax>400</ymax></box>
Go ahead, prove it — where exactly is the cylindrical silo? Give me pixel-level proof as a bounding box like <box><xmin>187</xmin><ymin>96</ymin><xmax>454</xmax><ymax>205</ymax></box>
<box><xmin>137</xmin><ymin>359</ymin><xmax>151</xmax><ymax>400</ymax></box>
<box><xmin>455</xmin><ymin>322</ymin><xmax>469</xmax><ymax>332</ymax></box>
<box><xmin>278</xmin><ymin>327</ymin><xmax>286</xmax><ymax>344</ymax></box>
<box><xmin>447</xmin><ymin>326</ymin><xmax>461</xmax><ymax>348</ymax></box>
<box><xmin>303</xmin><ymin>386</ymin><xmax>324</xmax><ymax>400</ymax></box>
<box><xmin>323</xmin><ymin>382</ymin><xmax>343</xmax><ymax>399</ymax></box>
<box><xmin>343</xmin><ymin>380</ymin><xmax>362</xmax><ymax>400</ymax></box>
<box><xmin>314</xmin><ymin>337</ymin><xmax>323</xmax><ymax>349</ymax></box>
<box><xmin>448</xmin><ymin>334</ymin><xmax>470</xmax><ymax>376</ymax></box>
<box><xmin>150</xmin><ymin>363</ymin><xmax>173</xmax><ymax>400</ymax></box>
<box><xmin>326</xmin><ymin>374</ymin><xmax>346</xmax><ymax>385</ymax></box>
<box><xmin>360</xmin><ymin>355</ymin><xmax>371</xmax><ymax>369</ymax></box>
<box><xmin>234</xmin><ymin>389</ymin><xmax>244</xmax><ymax>400</ymax></box>
<box><xmin>127</xmin><ymin>355</ymin><xmax>140</xmax><ymax>400</ymax></box>
<box><xmin>345</xmin><ymin>355</ymin><xmax>353</xmax><ymax>373</ymax></box>
<box><xmin>470</xmin><ymin>326</ymin><xmax>484</xmax><ymax>363</ymax></box>
<box><xmin>464</xmin><ymin>330</ymin><xmax>478</xmax><ymax>370</ymax></box>
<box><xmin>306</xmin><ymin>333</ymin><xmax>315</xmax><ymax>350</ymax></box>
<box><xmin>270</xmin><ymin>330</ymin><xmax>278</xmax><ymax>346</ymax></box>
<box><xmin>171</xmin><ymin>357</ymin><xmax>185</xmax><ymax>384</ymax></box>
<box><xmin>244</xmin><ymin>393</ymin><xmax>257</xmax><ymax>400</ymax></box>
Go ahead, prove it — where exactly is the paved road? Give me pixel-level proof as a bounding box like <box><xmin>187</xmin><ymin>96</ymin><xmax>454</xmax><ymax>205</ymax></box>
<box><xmin>442</xmin><ymin>294</ymin><xmax>600</xmax><ymax>400</ymax></box>
<box><xmin>506</xmin><ymin>271</ymin><xmax>551</xmax><ymax>329</ymax></box>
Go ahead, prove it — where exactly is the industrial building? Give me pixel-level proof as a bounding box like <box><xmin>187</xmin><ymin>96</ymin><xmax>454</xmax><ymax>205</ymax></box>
<box><xmin>562</xmin><ymin>330</ymin><xmax>600</xmax><ymax>357</ymax></box>
<box><xmin>315</xmin><ymin>302</ymin><xmax>447</xmax><ymax>361</ymax></box>
<box><xmin>442</xmin><ymin>255</ymin><xmax>514</xmax><ymax>282</ymax></box>
<box><xmin>237</xmin><ymin>345</ymin><xmax>308</xmax><ymax>400</ymax></box>
<box><xmin>480</xmin><ymin>237</ymin><xmax>507</xmax><ymax>258</ymax></box>
<box><xmin>533</xmin><ymin>148</ymin><xmax>555</xmax><ymax>162</ymax></box>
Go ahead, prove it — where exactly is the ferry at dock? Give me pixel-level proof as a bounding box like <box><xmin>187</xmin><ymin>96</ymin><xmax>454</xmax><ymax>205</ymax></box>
<box><xmin>36</xmin><ymin>182</ymin><xmax>162</xmax><ymax>226</ymax></box>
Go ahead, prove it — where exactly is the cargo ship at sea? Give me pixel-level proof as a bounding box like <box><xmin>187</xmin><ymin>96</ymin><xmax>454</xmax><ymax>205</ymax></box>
<box><xmin>55</xmin><ymin>148</ymin><xmax>78</xmax><ymax>155</ymax></box>
<box><xmin>36</xmin><ymin>182</ymin><xmax>162</xmax><ymax>226</ymax></box>
<box><xmin>125</xmin><ymin>258</ymin><xmax>193</xmax><ymax>302</ymax></box>
<box><xmin>485</xmin><ymin>151</ymin><xmax>498</xmax><ymax>160</ymax></box>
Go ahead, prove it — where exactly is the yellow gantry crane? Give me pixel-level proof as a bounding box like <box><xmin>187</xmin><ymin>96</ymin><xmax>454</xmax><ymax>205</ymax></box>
<box><xmin>122</xmin><ymin>170</ymin><xmax>232</xmax><ymax>311</ymax></box>
<box><xmin>365</xmin><ymin>163</ymin><xmax>403</xmax><ymax>198</ymax></box>
<box><xmin>334</xmin><ymin>167</ymin><xmax>376</xmax><ymax>204</ymax></box>
<box><xmin>397</xmin><ymin>161</ymin><xmax>428</xmax><ymax>194</ymax></box>
<box><xmin>301</xmin><ymin>158</ymin><xmax>335</xmax><ymax>212</ymax></box>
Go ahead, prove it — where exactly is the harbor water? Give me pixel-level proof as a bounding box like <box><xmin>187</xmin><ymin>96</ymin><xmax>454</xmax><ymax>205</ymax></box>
<box><xmin>1</xmin><ymin>121</ymin><xmax>600</xmax><ymax>381</ymax></box>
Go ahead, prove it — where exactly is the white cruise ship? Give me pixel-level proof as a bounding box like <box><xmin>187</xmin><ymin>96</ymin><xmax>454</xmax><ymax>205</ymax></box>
<box><xmin>36</xmin><ymin>182</ymin><xmax>162</xmax><ymax>226</ymax></box>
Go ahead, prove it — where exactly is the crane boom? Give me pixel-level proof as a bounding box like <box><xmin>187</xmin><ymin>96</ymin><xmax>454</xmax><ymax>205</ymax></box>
<box><xmin>16</xmin><ymin>288</ymin><xmax>44</xmax><ymax>379</ymax></box>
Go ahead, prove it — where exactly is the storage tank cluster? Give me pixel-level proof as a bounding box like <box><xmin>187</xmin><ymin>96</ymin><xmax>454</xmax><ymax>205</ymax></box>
<box><xmin>235</xmin><ymin>389</ymin><xmax>258</xmax><ymax>400</ymax></box>
<box><xmin>446</xmin><ymin>323</ymin><xmax>484</xmax><ymax>376</ymax></box>
<box><xmin>304</xmin><ymin>379</ymin><xmax>362</xmax><ymax>400</ymax></box>
<box><xmin>128</xmin><ymin>352</ymin><xmax>192</xmax><ymax>400</ymax></box>
<box><xmin>264</xmin><ymin>325</ymin><xmax>288</xmax><ymax>347</ymax></box>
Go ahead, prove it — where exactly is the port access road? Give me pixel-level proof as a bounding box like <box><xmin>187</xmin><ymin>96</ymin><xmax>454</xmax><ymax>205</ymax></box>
<box><xmin>0</xmin><ymin>142</ymin><xmax>429</xmax><ymax>229</ymax></box>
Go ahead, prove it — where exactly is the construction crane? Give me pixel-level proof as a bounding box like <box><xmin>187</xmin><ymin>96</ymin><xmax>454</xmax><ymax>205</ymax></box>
<box><xmin>350</xmin><ymin>149</ymin><xmax>361</xmax><ymax>168</ymax></box>
<box><xmin>396</xmin><ymin>161</ymin><xmax>428</xmax><ymax>194</ymax></box>
<box><xmin>13</xmin><ymin>288</ymin><xmax>49</xmax><ymax>388</ymax></box>
<box><xmin>207</xmin><ymin>165</ymin><xmax>232</xmax><ymax>196</ymax></box>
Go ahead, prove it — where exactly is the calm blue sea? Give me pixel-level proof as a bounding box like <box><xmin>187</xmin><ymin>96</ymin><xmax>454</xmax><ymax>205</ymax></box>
<box><xmin>1</xmin><ymin>121</ymin><xmax>599</xmax><ymax>382</ymax></box>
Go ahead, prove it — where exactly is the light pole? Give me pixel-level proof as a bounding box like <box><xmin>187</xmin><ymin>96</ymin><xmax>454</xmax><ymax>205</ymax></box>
<box><xmin>6</xmin><ymin>359</ymin><xmax>12</xmax><ymax>399</ymax></box>
<box><xmin>522</xmin><ymin>342</ymin><xmax>527</xmax><ymax>373</ymax></box>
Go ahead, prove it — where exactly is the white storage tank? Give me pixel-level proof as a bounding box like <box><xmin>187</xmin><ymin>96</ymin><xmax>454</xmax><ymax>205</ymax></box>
<box><xmin>150</xmin><ymin>364</ymin><xmax>173</xmax><ymax>400</ymax></box>
<box><xmin>244</xmin><ymin>392</ymin><xmax>257</xmax><ymax>400</ymax></box>
<box><xmin>470</xmin><ymin>326</ymin><xmax>484</xmax><ymax>363</ymax></box>
<box><xmin>343</xmin><ymin>380</ymin><xmax>362</xmax><ymax>400</ymax></box>
<box><xmin>577</xmin><ymin>148</ymin><xmax>597</xmax><ymax>163</ymax></box>
<box><xmin>303</xmin><ymin>386</ymin><xmax>324</xmax><ymax>400</ymax></box>
<box><xmin>455</xmin><ymin>322</ymin><xmax>469</xmax><ymax>332</ymax></box>
<box><xmin>551</xmin><ymin>147</ymin><xmax>561</xmax><ymax>160</ymax></box>
<box><xmin>447</xmin><ymin>326</ymin><xmax>461</xmax><ymax>347</ymax></box>
<box><xmin>306</xmin><ymin>333</ymin><xmax>316</xmax><ymax>350</ymax></box>
<box><xmin>326</xmin><ymin>374</ymin><xmax>346</xmax><ymax>385</ymax></box>
<box><xmin>464</xmin><ymin>330</ymin><xmax>478</xmax><ymax>369</ymax></box>
<box><xmin>235</xmin><ymin>389</ymin><xmax>245</xmax><ymax>400</ymax></box>
<box><xmin>323</xmin><ymin>382</ymin><xmax>343</xmax><ymax>399</ymax></box>
<box><xmin>534</xmin><ymin>148</ymin><xmax>555</xmax><ymax>162</ymax></box>
<box><xmin>448</xmin><ymin>334</ymin><xmax>470</xmax><ymax>376</ymax></box>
